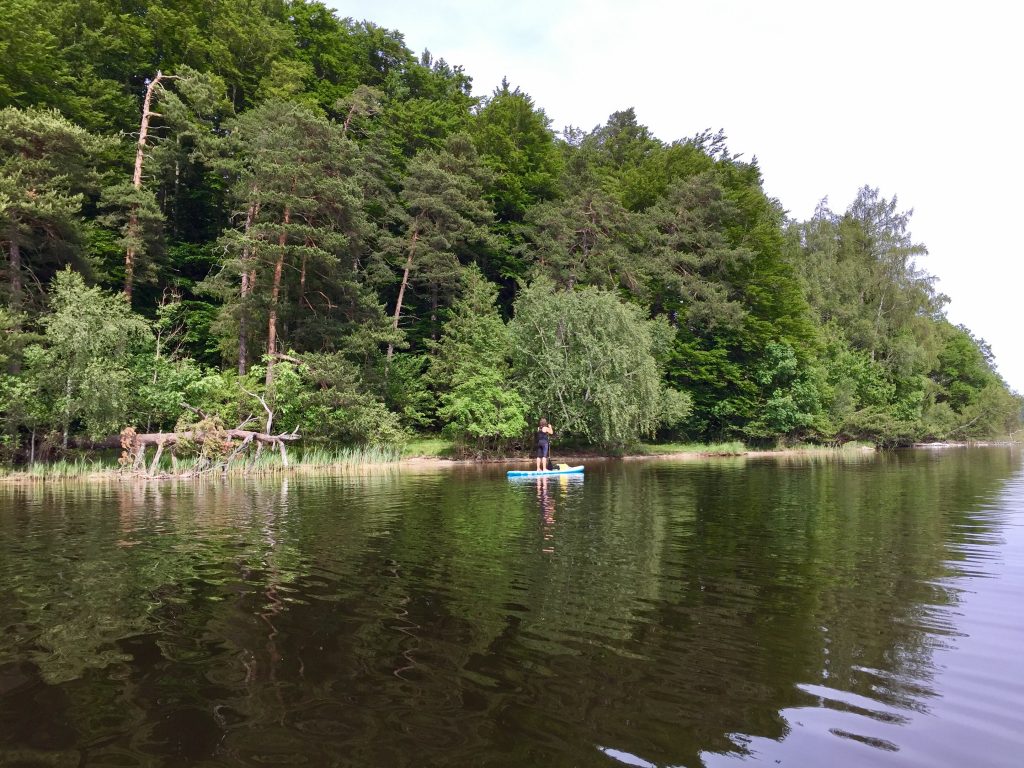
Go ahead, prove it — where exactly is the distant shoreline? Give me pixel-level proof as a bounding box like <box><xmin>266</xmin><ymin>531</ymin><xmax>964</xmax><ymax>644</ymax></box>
<box><xmin>2</xmin><ymin>442</ymin><xmax>1019</xmax><ymax>485</ymax></box>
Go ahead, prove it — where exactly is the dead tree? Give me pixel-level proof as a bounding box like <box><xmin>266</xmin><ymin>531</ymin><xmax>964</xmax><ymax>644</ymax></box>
<box><xmin>125</xmin><ymin>70</ymin><xmax>176</xmax><ymax>301</ymax></box>
<box><xmin>119</xmin><ymin>426</ymin><xmax>300</xmax><ymax>478</ymax></box>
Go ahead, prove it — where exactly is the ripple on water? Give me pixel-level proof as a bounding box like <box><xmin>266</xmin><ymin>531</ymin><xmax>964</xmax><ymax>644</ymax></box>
<box><xmin>1</xmin><ymin>449</ymin><xmax>1024</xmax><ymax>767</ymax></box>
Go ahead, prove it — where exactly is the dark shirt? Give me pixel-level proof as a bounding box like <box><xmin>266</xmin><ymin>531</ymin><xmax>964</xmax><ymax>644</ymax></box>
<box><xmin>536</xmin><ymin>428</ymin><xmax>550</xmax><ymax>447</ymax></box>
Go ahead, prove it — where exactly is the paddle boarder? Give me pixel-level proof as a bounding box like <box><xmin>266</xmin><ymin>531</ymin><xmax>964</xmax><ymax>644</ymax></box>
<box><xmin>535</xmin><ymin>418</ymin><xmax>554</xmax><ymax>472</ymax></box>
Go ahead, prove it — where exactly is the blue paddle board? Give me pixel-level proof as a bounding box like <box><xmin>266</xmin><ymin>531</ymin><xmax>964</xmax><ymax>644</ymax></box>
<box><xmin>507</xmin><ymin>465</ymin><xmax>584</xmax><ymax>477</ymax></box>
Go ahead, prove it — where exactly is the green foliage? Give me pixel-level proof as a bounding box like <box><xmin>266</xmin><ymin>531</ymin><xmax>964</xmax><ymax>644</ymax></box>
<box><xmin>524</xmin><ymin>186</ymin><xmax>640</xmax><ymax>291</ymax></box>
<box><xmin>291</xmin><ymin>353</ymin><xmax>407</xmax><ymax>446</ymax></box>
<box><xmin>382</xmin><ymin>353</ymin><xmax>437</xmax><ymax>430</ymax></box>
<box><xmin>207</xmin><ymin>99</ymin><xmax>376</xmax><ymax>374</ymax></box>
<box><xmin>96</xmin><ymin>181</ymin><xmax>165</xmax><ymax>290</ymax></box>
<box><xmin>650</xmin><ymin>166</ymin><xmax>817</xmax><ymax>440</ymax></box>
<box><xmin>430</xmin><ymin>266</ymin><xmax>527</xmax><ymax>447</ymax></box>
<box><xmin>387</xmin><ymin>132</ymin><xmax>493</xmax><ymax>347</ymax></box>
<box><xmin>0</xmin><ymin>107</ymin><xmax>106</xmax><ymax>310</ymax></box>
<box><xmin>742</xmin><ymin>342</ymin><xmax>826</xmax><ymax>440</ymax></box>
<box><xmin>509</xmin><ymin>278</ymin><xmax>680</xmax><ymax>447</ymax></box>
<box><xmin>0</xmin><ymin>1</ymin><xmax>1019</xmax><ymax>463</ymax></box>
<box><xmin>22</xmin><ymin>269</ymin><xmax>151</xmax><ymax>442</ymax></box>
<box><xmin>473</xmin><ymin>81</ymin><xmax>562</xmax><ymax>222</ymax></box>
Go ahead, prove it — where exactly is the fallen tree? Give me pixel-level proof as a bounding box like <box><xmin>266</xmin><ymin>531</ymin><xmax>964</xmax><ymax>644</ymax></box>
<box><xmin>118</xmin><ymin>421</ymin><xmax>300</xmax><ymax>478</ymax></box>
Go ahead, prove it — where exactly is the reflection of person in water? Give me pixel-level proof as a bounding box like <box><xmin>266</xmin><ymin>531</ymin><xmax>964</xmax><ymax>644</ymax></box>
<box><xmin>536</xmin><ymin>476</ymin><xmax>556</xmax><ymax>553</ymax></box>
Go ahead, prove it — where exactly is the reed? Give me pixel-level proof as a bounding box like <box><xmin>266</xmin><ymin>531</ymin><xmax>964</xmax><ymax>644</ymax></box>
<box><xmin>0</xmin><ymin>444</ymin><xmax>402</xmax><ymax>482</ymax></box>
<box><xmin>0</xmin><ymin>457</ymin><xmax>119</xmax><ymax>480</ymax></box>
<box><xmin>197</xmin><ymin>444</ymin><xmax>402</xmax><ymax>475</ymax></box>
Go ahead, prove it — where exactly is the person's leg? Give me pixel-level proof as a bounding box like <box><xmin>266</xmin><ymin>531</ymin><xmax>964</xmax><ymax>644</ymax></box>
<box><xmin>536</xmin><ymin>446</ymin><xmax>542</xmax><ymax>472</ymax></box>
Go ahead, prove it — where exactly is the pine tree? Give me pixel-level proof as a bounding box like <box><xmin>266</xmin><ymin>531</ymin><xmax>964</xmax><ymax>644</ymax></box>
<box><xmin>211</xmin><ymin>100</ymin><xmax>373</xmax><ymax>390</ymax></box>
<box><xmin>429</xmin><ymin>265</ymin><xmax>527</xmax><ymax>448</ymax></box>
<box><xmin>386</xmin><ymin>133</ymin><xmax>492</xmax><ymax>360</ymax></box>
<box><xmin>0</xmin><ymin>107</ymin><xmax>103</xmax><ymax>317</ymax></box>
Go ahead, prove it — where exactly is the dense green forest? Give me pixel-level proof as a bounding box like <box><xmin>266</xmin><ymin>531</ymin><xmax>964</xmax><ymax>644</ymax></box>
<box><xmin>1</xmin><ymin>0</ymin><xmax>1020</xmax><ymax>465</ymax></box>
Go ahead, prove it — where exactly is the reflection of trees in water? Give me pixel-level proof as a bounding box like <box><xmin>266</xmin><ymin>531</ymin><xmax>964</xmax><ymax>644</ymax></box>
<box><xmin>0</xmin><ymin>475</ymin><xmax>371</xmax><ymax>760</ymax></box>
<box><xmin>0</xmin><ymin>450</ymin><xmax>1020</xmax><ymax>765</ymax></box>
<box><xmin>499</xmin><ymin>450</ymin><xmax>1020</xmax><ymax>766</ymax></box>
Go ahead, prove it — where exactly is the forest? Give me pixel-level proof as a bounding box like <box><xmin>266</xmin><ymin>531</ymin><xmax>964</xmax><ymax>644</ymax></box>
<box><xmin>1</xmin><ymin>0</ymin><xmax>1020</xmax><ymax>468</ymax></box>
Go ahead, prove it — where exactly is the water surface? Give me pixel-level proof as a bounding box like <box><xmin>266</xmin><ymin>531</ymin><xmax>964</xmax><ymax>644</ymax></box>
<box><xmin>1</xmin><ymin>448</ymin><xmax>1022</xmax><ymax>766</ymax></box>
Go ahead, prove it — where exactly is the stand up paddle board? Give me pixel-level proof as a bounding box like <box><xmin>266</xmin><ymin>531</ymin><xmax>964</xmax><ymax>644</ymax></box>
<box><xmin>507</xmin><ymin>465</ymin><xmax>584</xmax><ymax>478</ymax></box>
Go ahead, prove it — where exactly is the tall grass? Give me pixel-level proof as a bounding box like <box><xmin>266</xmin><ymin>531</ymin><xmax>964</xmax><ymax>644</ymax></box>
<box><xmin>0</xmin><ymin>444</ymin><xmax>402</xmax><ymax>482</ymax></box>
<box><xmin>170</xmin><ymin>444</ymin><xmax>402</xmax><ymax>476</ymax></box>
<box><xmin>0</xmin><ymin>457</ymin><xmax>120</xmax><ymax>480</ymax></box>
<box><xmin>640</xmin><ymin>441</ymin><xmax>747</xmax><ymax>456</ymax></box>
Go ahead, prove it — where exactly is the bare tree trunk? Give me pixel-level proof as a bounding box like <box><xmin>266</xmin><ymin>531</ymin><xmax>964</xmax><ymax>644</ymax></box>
<box><xmin>125</xmin><ymin>71</ymin><xmax>171</xmax><ymax>302</ymax></box>
<box><xmin>149</xmin><ymin>439</ymin><xmax>165</xmax><ymax>476</ymax></box>
<box><xmin>265</xmin><ymin>205</ymin><xmax>290</xmax><ymax>389</ymax></box>
<box><xmin>386</xmin><ymin>229</ymin><xmax>418</xmax><ymax>362</ymax></box>
<box><xmin>239</xmin><ymin>195</ymin><xmax>260</xmax><ymax>375</ymax></box>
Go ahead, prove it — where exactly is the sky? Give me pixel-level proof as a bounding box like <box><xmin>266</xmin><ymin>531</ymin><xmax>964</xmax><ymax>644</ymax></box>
<box><xmin>331</xmin><ymin>0</ymin><xmax>1024</xmax><ymax>392</ymax></box>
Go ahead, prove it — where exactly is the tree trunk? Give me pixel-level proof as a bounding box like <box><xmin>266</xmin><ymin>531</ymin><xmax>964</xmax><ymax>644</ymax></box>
<box><xmin>63</xmin><ymin>375</ymin><xmax>72</xmax><ymax>450</ymax></box>
<box><xmin>299</xmin><ymin>248</ymin><xmax>308</xmax><ymax>309</ymax></box>
<box><xmin>8</xmin><ymin>238</ymin><xmax>21</xmax><ymax>313</ymax></box>
<box><xmin>6</xmin><ymin>238</ymin><xmax>21</xmax><ymax>374</ymax></box>
<box><xmin>265</xmin><ymin>205</ymin><xmax>290</xmax><ymax>389</ymax></box>
<box><xmin>238</xmin><ymin>195</ymin><xmax>260</xmax><ymax>375</ymax></box>
<box><xmin>430</xmin><ymin>283</ymin><xmax>439</xmax><ymax>341</ymax></box>
<box><xmin>125</xmin><ymin>71</ymin><xmax>169</xmax><ymax>302</ymax></box>
<box><xmin>342</xmin><ymin>103</ymin><xmax>356</xmax><ymax>136</ymax></box>
<box><xmin>239</xmin><ymin>271</ymin><xmax>250</xmax><ymax>375</ymax></box>
<box><xmin>386</xmin><ymin>228</ymin><xmax>418</xmax><ymax>362</ymax></box>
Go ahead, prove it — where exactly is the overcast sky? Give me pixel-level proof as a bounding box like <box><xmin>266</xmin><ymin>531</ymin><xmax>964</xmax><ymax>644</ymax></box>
<box><xmin>331</xmin><ymin>0</ymin><xmax>1024</xmax><ymax>392</ymax></box>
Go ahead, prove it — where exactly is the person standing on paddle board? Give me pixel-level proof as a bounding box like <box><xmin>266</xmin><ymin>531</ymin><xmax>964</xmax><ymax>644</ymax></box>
<box><xmin>535</xmin><ymin>418</ymin><xmax>554</xmax><ymax>472</ymax></box>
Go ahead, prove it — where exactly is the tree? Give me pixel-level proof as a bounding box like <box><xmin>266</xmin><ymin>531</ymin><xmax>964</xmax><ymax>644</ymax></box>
<box><xmin>783</xmin><ymin>187</ymin><xmax>970</xmax><ymax>444</ymax></box>
<box><xmin>524</xmin><ymin>186</ymin><xmax>641</xmax><ymax>292</ymax></box>
<box><xmin>929</xmin><ymin>323</ymin><xmax>1022</xmax><ymax>439</ymax></box>
<box><xmin>386</xmin><ymin>133</ymin><xmax>492</xmax><ymax>360</ymax></box>
<box><xmin>645</xmin><ymin>172</ymin><xmax>755</xmax><ymax>328</ymax></box>
<box><xmin>470</xmin><ymin>81</ymin><xmax>562</xmax><ymax>287</ymax></box>
<box><xmin>791</xmin><ymin>188</ymin><xmax>939</xmax><ymax>362</ymax></box>
<box><xmin>210</xmin><ymin>100</ymin><xmax>374</xmax><ymax>387</ymax></box>
<box><xmin>473</xmin><ymin>81</ymin><xmax>562</xmax><ymax>223</ymax></box>
<box><xmin>22</xmin><ymin>269</ymin><xmax>151</xmax><ymax>447</ymax></box>
<box><xmin>429</xmin><ymin>266</ymin><xmax>527</xmax><ymax>448</ymax></box>
<box><xmin>508</xmin><ymin>278</ymin><xmax>688</xmax><ymax>447</ymax></box>
<box><xmin>648</xmin><ymin>167</ymin><xmax>817</xmax><ymax>439</ymax></box>
<box><xmin>0</xmin><ymin>107</ymin><xmax>103</xmax><ymax>317</ymax></box>
<box><xmin>103</xmin><ymin>66</ymin><xmax>230</xmax><ymax>302</ymax></box>
<box><xmin>379</xmin><ymin>50</ymin><xmax>477</xmax><ymax>159</ymax></box>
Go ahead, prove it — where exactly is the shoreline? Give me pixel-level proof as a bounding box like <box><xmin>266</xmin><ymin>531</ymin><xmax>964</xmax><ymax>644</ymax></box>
<box><xmin>8</xmin><ymin>442</ymin><xmax>1019</xmax><ymax>485</ymax></box>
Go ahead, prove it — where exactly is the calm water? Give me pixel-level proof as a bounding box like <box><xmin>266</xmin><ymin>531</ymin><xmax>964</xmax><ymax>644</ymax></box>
<box><xmin>1</xmin><ymin>448</ymin><xmax>1023</xmax><ymax>767</ymax></box>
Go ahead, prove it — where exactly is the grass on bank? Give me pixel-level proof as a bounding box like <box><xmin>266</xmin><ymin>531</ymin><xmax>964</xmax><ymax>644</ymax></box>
<box><xmin>0</xmin><ymin>437</ymin><xmax>897</xmax><ymax>482</ymax></box>
<box><xmin>0</xmin><ymin>457</ymin><xmax>121</xmax><ymax>479</ymax></box>
<box><xmin>638</xmin><ymin>441</ymin><xmax>748</xmax><ymax>456</ymax></box>
<box><xmin>401</xmin><ymin>437</ymin><xmax>456</xmax><ymax>458</ymax></box>
<box><xmin>0</xmin><ymin>444</ymin><xmax>402</xmax><ymax>481</ymax></box>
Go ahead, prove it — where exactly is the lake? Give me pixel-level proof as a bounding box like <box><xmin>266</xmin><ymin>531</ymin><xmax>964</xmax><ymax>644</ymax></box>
<box><xmin>1</xmin><ymin>448</ymin><xmax>1022</xmax><ymax>767</ymax></box>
